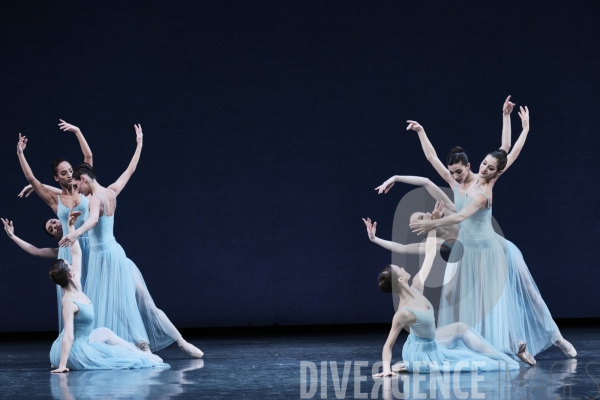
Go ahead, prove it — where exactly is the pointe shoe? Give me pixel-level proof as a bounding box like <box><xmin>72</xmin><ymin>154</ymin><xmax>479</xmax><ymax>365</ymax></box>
<box><xmin>392</xmin><ymin>362</ymin><xmax>407</xmax><ymax>373</ymax></box>
<box><xmin>555</xmin><ymin>339</ymin><xmax>577</xmax><ymax>358</ymax></box>
<box><xmin>178</xmin><ymin>339</ymin><xmax>204</xmax><ymax>358</ymax></box>
<box><xmin>516</xmin><ymin>342</ymin><xmax>536</xmax><ymax>366</ymax></box>
<box><xmin>136</xmin><ymin>340</ymin><xmax>152</xmax><ymax>353</ymax></box>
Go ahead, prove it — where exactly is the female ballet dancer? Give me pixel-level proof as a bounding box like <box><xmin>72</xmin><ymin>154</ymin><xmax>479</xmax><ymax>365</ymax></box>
<box><xmin>407</xmin><ymin>106</ymin><xmax>576</xmax><ymax>363</ymax></box>
<box><xmin>16</xmin><ymin>120</ymin><xmax>93</xmax><ymax>332</ymax></box>
<box><xmin>50</xmin><ymin>208</ymin><xmax>167</xmax><ymax>372</ymax></box>
<box><xmin>58</xmin><ymin>125</ymin><xmax>203</xmax><ymax>358</ymax></box>
<box><xmin>2</xmin><ymin>218</ymin><xmax>58</xmax><ymax>258</ymax></box>
<box><xmin>367</xmin><ymin>202</ymin><xmax>519</xmax><ymax>375</ymax></box>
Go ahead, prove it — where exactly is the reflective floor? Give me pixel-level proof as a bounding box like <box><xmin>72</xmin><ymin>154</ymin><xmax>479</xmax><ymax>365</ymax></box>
<box><xmin>0</xmin><ymin>326</ymin><xmax>597</xmax><ymax>399</ymax></box>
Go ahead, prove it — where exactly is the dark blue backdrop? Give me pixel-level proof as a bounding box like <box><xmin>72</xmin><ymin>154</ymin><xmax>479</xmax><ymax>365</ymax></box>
<box><xmin>1</xmin><ymin>1</ymin><xmax>598</xmax><ymax>332</ymax></box>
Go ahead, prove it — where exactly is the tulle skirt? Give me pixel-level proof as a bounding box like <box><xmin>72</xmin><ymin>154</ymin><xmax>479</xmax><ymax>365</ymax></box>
<box><xmin>56</xmin><ymin>237</ymin><xmax>90</xmax><ymax>332</ymax></box>
<box><xmin>439</xmin><ymin>232</ymin><xmax>559</xmax><ymax>358</ymax></box>
<box><xmin>85</xmin><ymin>238</ymin><xmax>179</xmax><ymax>351</ymax></box>
<box><xmin>402</xmin><ymin>332</ymin><xmax>519</xmax><ymax>373</ymax></box>
<box><xmin>50</xmin><ymin>330</ymin><xmax>169</xmax><ymax>370</ymax></box>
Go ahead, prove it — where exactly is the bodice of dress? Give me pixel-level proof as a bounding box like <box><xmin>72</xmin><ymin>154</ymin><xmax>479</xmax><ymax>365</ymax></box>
<box><xmin>67</xmin><ymin>300</ymin><xmax>94</xmax><ymax>339</ymax></box>
<box><xmin>57</xmin><ymin>195</ymin><xmax>90</xmax><ymax>238</ymax></box>
<box><xmin>88</xmin><ymin>192</ymin><xmax>116</xmax><ymax>247</ymax></box>
<box><xmin>405</xmin><ymin>307</ymin><xmax>436</xmax><ymax>340</ymax></box>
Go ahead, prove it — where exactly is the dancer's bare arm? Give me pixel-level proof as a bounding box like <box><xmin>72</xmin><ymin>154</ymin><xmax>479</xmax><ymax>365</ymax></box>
<box><xmin>406</xmin><ymin>121</ymin><xmax>454</xmax><ymax>186</ymax></box>
<box><xmin>52</xmin><ymin>303</ymin><xmax>76</xmax><ymax>373</ymax></box>
<box><xmin>2</xmin><ymin>219</ymin><xmax>58</xmax><ymax>258</ymax></box>
<box><xmin>500</xmin><ymin>96</ymin><xmax>515</xmax><ymax>153</ymax></box>
<box><xmin>58</xmin><ymin>196</ymin><xmax>101</xmax><ymax>247</ymax></box>
<box><xmin>66</xmin><ymin>209</ymin><xmax>82</xmax><ymax>286</ymax></box>
<box><xmin>59</xmin><ymin>120</ymin><xmax>93</xmax><ymax>167</ymax></box>
<box><xmin>410</xmin><ymin>194</ymin><xmax>486</xmax><ymax>235</ymax></box>
<box><xmin>18</xmin><ymin>184</ymin><xmax>63</xmax><ymax>198</ymax></box>
<box><xmin>499</xmin><ymin>107</ymin><xmax>529</xmax><ymax>177</ymax></box>
<box><xmin>375</xmin><ymin>175</ymin><xmax>456</xmax><ymax>214</ymax></box>
<box><xmin>363</xmin><ymin>218</ymin><xmax>435</xmax><ymax>255</ymax></box>
<box><xmin>411</xmin><ymin>202</ymin><xmax>443</xmax><ymax>293</ymax></box>
<box><xmin>16</xmin><ymin>134</ymin><xmax>58</xmax><ymax>213</ymax></box>
<box><xmin>373</xmin><ymin>311</ymin><xmax>412</xmax><ymax>377</ymax></box>
<box><xmin>108</xmin><ymin>124</ymin><xmax>143</xmax><ymax>196</ymax></box>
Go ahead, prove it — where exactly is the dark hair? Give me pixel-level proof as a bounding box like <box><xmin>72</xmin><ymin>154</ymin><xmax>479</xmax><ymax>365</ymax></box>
<box><xmin>73</xmin><ymin>162</ymin><xmax>96</xmax><ymax>180</ymax></box>
<box><xmin>446</xmin><ymin>146</ymin><xmax>469</xmax><ymax>166</ymax></box>
<box><xmin>378</xmin><ymin>265</ymin><xmax>394</xmax><ymax>293</ymax></box>
<box><xmin>51</xmin><ymin>158</ymin><xmax>70</xmax><ymax>176</ymax></box>
<box><xmin>43</xmin><ymin>219</ymin><xmax>54</xmax><ymax>237</ymax></box>
<box><xmin>49</xmin><ymin>259</ymin><xmax>71</xmax><ymax>288</ymax></box>
<box><xmin>488</xmin><ymin>149</ymin><xmax>508</xmax><ymax>171</ymax></box>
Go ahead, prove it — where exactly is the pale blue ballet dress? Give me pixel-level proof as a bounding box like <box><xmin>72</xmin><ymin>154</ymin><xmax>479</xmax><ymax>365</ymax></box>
<box><xmin>56</xmin><ymin>194</ymin><xmax>90</xmax><ymax>332</ymax></box>
<box><xmin>402</xmin><ymin>290</ymin><xmax>519</xmax><ymax>372</ymax></box>
<box><xmin>49</xmin><ymin>299</ymin><xmax>168</xmax><ymax>370</ymax></box>
<box><xmin>84</xmin><ymin>191</ymin><xmax>180</xmax><ymax>351</ymax></box>
<box><xmin>439</xmin><ymin>185</ymin><xmax>559</xmax><ymax>358</ymax></box>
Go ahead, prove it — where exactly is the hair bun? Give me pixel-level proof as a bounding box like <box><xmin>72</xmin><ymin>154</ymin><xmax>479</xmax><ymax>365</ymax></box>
<box><xmin>76</xmin><ymin>162</ymin><xmax>95</xmax><ymax>174</ymax></box>
<box><xmin>498</xmin><ymin>148</ymin><xmax>508</xmax><ymax>155</ymax></box>
<box><xmin>450</xmin><ymin>146</ymin><xmax>464</xmax><ymax>154</ymax></box>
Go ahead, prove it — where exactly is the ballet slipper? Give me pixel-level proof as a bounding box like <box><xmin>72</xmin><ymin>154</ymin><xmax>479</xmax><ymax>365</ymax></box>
<box><xmin>554</xmin><ymin>338</ymin><xmax>577</xmax><ymax>358</ymax></box>
<box><xmin>136</xmin><ymin>340</ymin><xmax>152</xmax><ymax>353</ymax></box>
<box><xmin>392</xmin><ymin>362</ymin><xmax>407</xmax><ymax>372</ymax></box>
<box><xmin>177</xmin><ymin>339</ymin><xmax>204</xmax><ymax>358</ymax></box>
<box><xmin>516</xmin><ymin>342</ymin><xmax>536</xmax><ymax>366</ymax></box>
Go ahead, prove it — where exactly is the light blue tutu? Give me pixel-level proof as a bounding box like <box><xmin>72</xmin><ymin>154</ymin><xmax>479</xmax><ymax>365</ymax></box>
<box><xmin>50</xmin><ymin>300</ymin><xmax>169</xmax><ymax>370</ymax></box>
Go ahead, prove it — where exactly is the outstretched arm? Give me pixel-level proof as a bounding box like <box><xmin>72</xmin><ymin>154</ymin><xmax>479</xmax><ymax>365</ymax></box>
<box><xmin>500</xmin><ymin>96</ymin><xmax>515</xmax><ymax>153</ymax></box>
<box><xmin>66</xmin><ymin>209</ymin><xmax>82</xmax><ymax>281</ymax></box>
<box><xmin>410</xmin><ymin>194</ymin><xmax>486</xmax><ymax>235</ymax></box>
<box><xmin>375</xmin><ymin>175</ymin><xmax>456</xmax><ymax>214</ymax></box>
<box><xmin>363</xmin><ymin>218</ymin><xmax>431</xmax><ymax>254</ymax></box>
<box><xmin>500</xmin><ymin>106</ymin><xmax>530</xmax><ymax>176</ymax></box>
<box><xmin>58</xmin><ymin>196</ymin><xmax>101</xmax><ymax>247</ymax></box>
<box><xmin>2</xmin><ymin>219</ymin><xmax>58</xmax><ymax>258</ymax></box>
<box><xmin>18</xmin><ymin>183</ymin><xmax>63</xmax><ymax>198</ymax></box>
<box><xmin>59</xmin><ymin>120</ymin><xmax>93</xmax><ymax>167</ymax></box>
<box><xmin>411</xmin><ymin>202</ymin><xmax>443</xmax><ymax>293</ymax></box>
<box><xmin>406</xmin><ymin>121</ymin><xmax>454</xmax><ymax>186</ymax></box>
<box><xmin>108</xmin><ymin>124</ymin><xmax>143</xmax><ymax>196</ymax></box>
<box><xmin>16</xmin><ymin>134</ymin><xmax>58</xmax><ymax>212</ymax></box>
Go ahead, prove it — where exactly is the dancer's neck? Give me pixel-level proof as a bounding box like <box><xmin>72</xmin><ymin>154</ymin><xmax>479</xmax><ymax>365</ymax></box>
<box><xmin>397</xmin><ymin>285</ymin><xmax>415</xmax><ymax>305</ymax></box>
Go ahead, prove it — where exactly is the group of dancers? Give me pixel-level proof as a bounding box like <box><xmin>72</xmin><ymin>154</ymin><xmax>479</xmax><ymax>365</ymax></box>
<box><xmin>364</xmin><ymin>96</ymin><xmax>577</xmax><ymax>375</ymax></box>
<box><xmin>3</xmin><ymin>121</ymin><xmax>202</xmax><ymax>372</ymax></box>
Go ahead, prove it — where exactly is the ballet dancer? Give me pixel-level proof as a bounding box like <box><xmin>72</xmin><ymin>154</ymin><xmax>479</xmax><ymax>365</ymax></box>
<box><xmin>58</xmin><ymin>125</ymin><xmax>203</xmax><ymax>358</ymax></box>
<box><xmin>367</xmin><ymin>202</ymin><xmax>519</xmax><ymax>375</ymax></box>
<box><xmin>50</xmin><ymin>208</ymin><xmax>167</xmax><ymax>372</ymax></box>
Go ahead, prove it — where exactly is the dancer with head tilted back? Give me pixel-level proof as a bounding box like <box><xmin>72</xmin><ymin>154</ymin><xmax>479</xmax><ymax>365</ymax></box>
<box><xmin>403</xmin><ymin>100</ymin><xmax>575</xmax><ymax>364</ymax></box>
<box><xmin>366</xmin><ymin>202</ymin><xmax>519</xmax><ymax>375</ymax></box>
<box><xmin>49</xmin><ymin>207</ymin><xmax>168</xmax><ymax>372</ymax></box>
<box><xmin>57</xmin><ymin>124</ymin><xmax>203</xmax><ymax>358</ymax></box>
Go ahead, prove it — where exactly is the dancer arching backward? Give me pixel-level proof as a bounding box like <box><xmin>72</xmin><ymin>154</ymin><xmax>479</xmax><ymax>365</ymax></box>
<box><xmin>407</xmin><ymin>105</ymin><xmax>576</xmax><ymax>363</ymax></box>
<box><xmin>16</xmin><ymin>120</ymin><xmax>93</xmax><ymax>332</ymax></box>
<box><xmin>58</xmin><ymin>125</ymin><xmax>203</xmax><ymax>358</ymax></box>
<box><xmin>367</xmin><ymin>202</ymin><xmax>519</xmax><ymax>375</ymax></box>
<box><xmin>49</xmin><ymin>208</ymin><xmax>168</xmax><ymax>372</ymax></box>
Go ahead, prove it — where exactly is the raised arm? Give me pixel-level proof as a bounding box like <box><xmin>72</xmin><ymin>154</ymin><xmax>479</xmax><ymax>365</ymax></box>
<box><xmin>66</xmin><ymin>209</ymin><xmax>82</xmax><ymax>281</ymax></box>
<box><xmin>500</xmin><ymin>106</ymin><xmax>529</xmax><ymax>175</ymax></box>
<box><xmin>58</xmin><ymin>197</ymin><xmax>101</xmax><ymax>247</ymax></box>
<box><xmin>59</xmin><ymin>120</ymin><xmax>93</xmax><ymax>167</ymax></box>
<box><xmin>363</xmin><ymin>218</ymin><xmax>431</xmax><ymax>255</ymax></box>
<box><xmin>18</xmin><ymin>183</ymin><xmax>63</xmax><ymax>198</ymax></box>
<box><xmin>16</xmin><ymin>134</ymin><xmax>58</xmax><ymax>212</ymax></box>
<box><xmin>411</xmin><ymin>202</ymin><xmax>443</xmax><ymax>293</ymax></box>
<box><xmin>406</xmin><ymin>121</ymin><xmax>454</xmax><ymax>186</ymax></box>
<box><xmin>375</xmin><ymin>175</ymin><xmax>456</xmax><ymax>214</ymax></box>
<box><xmin>410</xmin><ymin>194</ymin><xmax>486</xmax><ymax>235</ymax></box>
<box><xmin>500</xmin><ymin>96</ymin><xmax>515</xmax><ymax>153</ymax></box>
<box><xmin>2</xmin><ymin>218</ymin><xmax>58</xmax><ymax>258</ymax></box>
<box><xmin>107</xmin><ymin>124</ymin><xmax>143</xmax><ymax>196</ymax></box>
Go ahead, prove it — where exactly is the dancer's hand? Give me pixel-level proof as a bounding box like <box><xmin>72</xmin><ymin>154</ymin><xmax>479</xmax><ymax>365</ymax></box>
<box><xmin>58</xmin><ymin>119</ymin><xmax>81</xmax><ymax>134</ymax></box>
<box><xmin>375</xmin><ymin>177</ymin><xmax>396</xmax><ymax>194</ymax></box>
<box><xmin>409</xmin><ymin>219</ymin><xmax>436</xmax><ymax>235</ymax></box>
<box><xmin>518</xmin><ymin>106</ymin><xmax>529</xmax><ymax>130</ymax></box>
<box><xmin>431</xmin><ymin>201</ymin><xmax>445</xmax><ymax>220</ymax></box>
<box><xmin>362</xmin><ymin>218</ymin><xmax>377</xmax><ymax>241</ymax></box>
<box><xmin>51</xmin><ymin>366</ymin><xmax>69</xmax><ymax>373</ymax></box>
<box><xmin>134</xmin><ymin>124</ymin><xmax>143</xmax><ymax>144</ymax></box>
<box><xmin>16</xmin><ymin>133</ymin><xmax>28</xmax><ymax>154</ymax></box>
<box><xmin>406</xmin><ymin>120</ymin><xmax>423</xmax><ymax>133</ymax></box>
<box><xmin>18</xmin><ymin>184</ymin><xmax>34</xmax><ymax>198</ymax></box>
<box><xmin>59</xmin><ymin>232</ymin><xmax>79</xmax><ymax>247</ymax></box>
<box><xmin>502</xmin><ymin>95</ymin><xmax>515</xmax><ymax>115</ymax></box>
<box><xmin>373</xmin><ymin>371</ymin><xmax>396</xmax><ymax>377</ymax></box>
<box><xmin>1</xmin><ymin>219</ymin><xmax>14</xmax><ymax>238</ymax></box>
<box><xmin>67</xmin><ymin>208</ymin><xmax>82</xmax><ymax>227</ymax></box>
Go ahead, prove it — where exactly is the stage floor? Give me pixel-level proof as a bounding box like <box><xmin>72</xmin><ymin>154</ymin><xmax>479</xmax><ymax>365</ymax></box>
<box><xmin>0</xmin><ymin>326</ymin><xmax>597</xmax><ymax>399</ymax></box>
